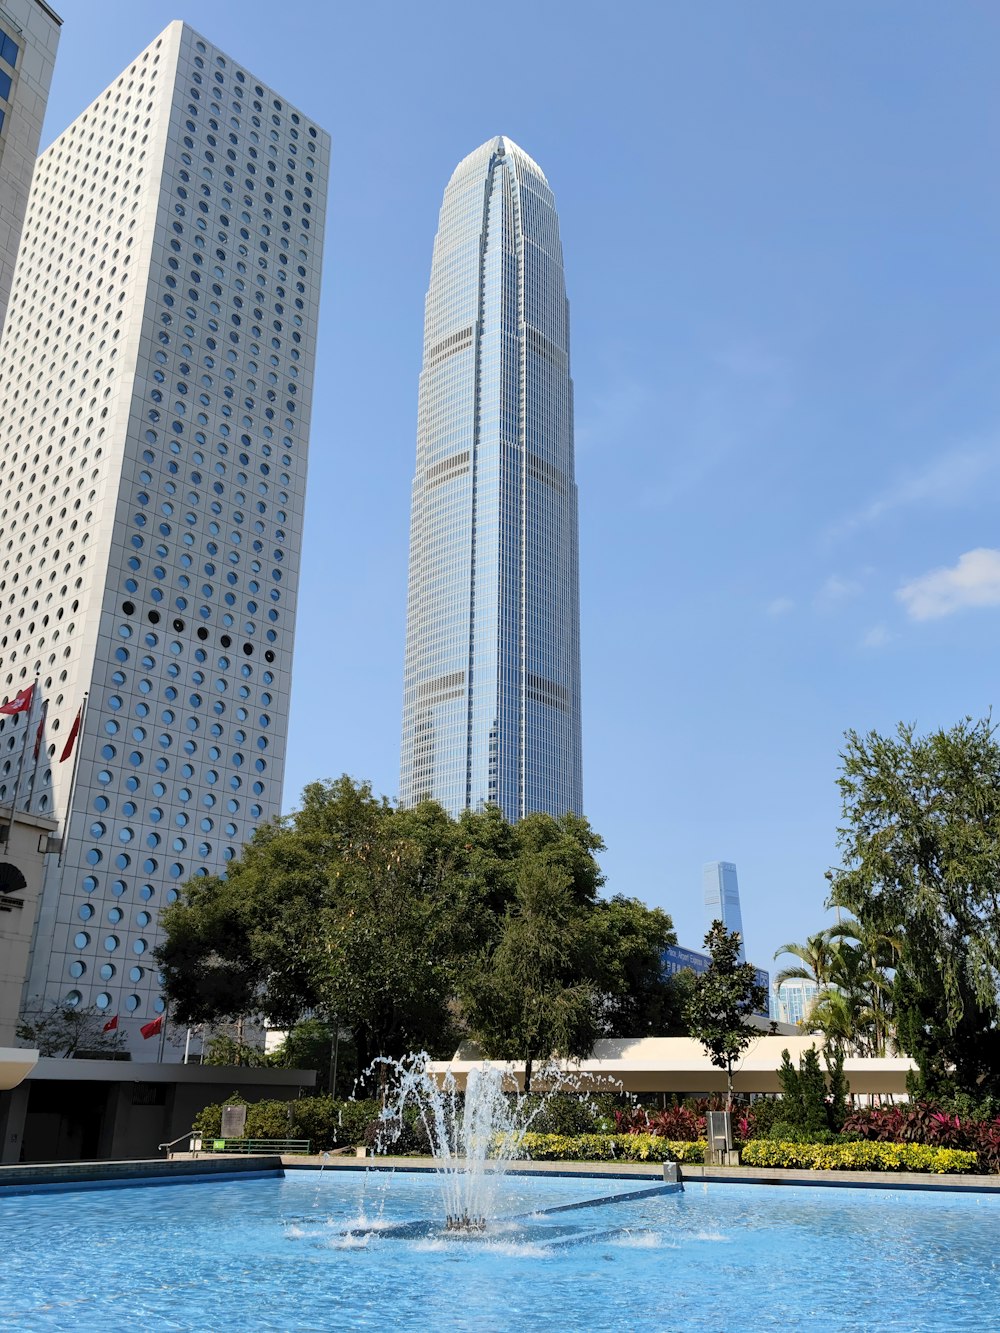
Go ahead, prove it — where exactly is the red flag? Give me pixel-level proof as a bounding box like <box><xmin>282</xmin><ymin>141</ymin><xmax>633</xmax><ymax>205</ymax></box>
<box><xmin>140</xmin><ymin>1015</ymin><xmax>163</xmax><ymax>1040</ymax></box>
<box><xmin>0</xmin><ymin>684</ymin><xmax>33</xmax><ymax>716</ymax></box>
<box><xmin>33</xmin><ymin>707</ymin><xmax>46</xmax><ymax>761</ymax></box>
<box><xmin>59</xmin><ymin>706</ymin><xmax>82</xmax><ymax>762</ymax></box>
<box><xmin>103</xmin><ymin>1014</ymin><xmax>119</xmax><ymax>1032</ymax></box>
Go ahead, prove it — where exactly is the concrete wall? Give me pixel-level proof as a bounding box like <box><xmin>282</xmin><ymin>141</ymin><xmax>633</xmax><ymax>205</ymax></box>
<box><xmin>0</xmin><ymin>0</ymin><xmax>61</xmax><ymax>339</ymax></box>
<box><xmin>0</xmin><ymin>1060</ymin><xmax>317</xmax><ymax>1163</ymax></box>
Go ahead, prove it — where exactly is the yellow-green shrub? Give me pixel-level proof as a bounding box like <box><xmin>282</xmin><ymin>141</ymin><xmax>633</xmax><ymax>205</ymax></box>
<box><xmin>518</xmin><ymin>1133</ymin><xmax>706</xmax><ymax>1164</ymax></box>
<box><xmin>740</xmin><ymin>1140</ymin><xmax>977</xmax><ymax>1174</ymax></box>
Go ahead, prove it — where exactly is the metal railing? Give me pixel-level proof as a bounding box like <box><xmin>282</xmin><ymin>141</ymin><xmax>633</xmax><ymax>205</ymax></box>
<box><xmin>159</xmin><ymin>1128</ymin><xmax>199</xmax><ymax>1154</ymax></box>
<box><xmin>206</xmin><ymin>1137</ymin><xmax>312</xmax><ymax>1156</ymax></box>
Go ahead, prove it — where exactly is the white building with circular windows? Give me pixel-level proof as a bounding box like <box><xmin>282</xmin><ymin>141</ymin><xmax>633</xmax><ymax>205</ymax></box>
<box><xmin>0</xmin><ymin>21</ymin><xmax>329</xmax><ymax>1053</ymax></box>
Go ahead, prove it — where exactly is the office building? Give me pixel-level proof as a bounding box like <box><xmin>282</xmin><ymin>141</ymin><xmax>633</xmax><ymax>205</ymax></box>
<box><xmin>400</xmin><ymin>136</ymin><xmax>582</xmax><ymax>820</ymax></box>
<box><xmin>662</xmin><ymin>943</ymin><xmax>770</xmax><ymax>1015</ymax></box>
<box><xmin>773</xmin><ymin>977</ymin><xmax>820</xmax><ymax>1027</ymax></box>
<box><xmin>0</xmin><ymin>0</ymin><xmax>61</xmax><ymax>340</ymax></box>
<box><xmin>703</xmin><ymin>860</ymin><xmax>746</xmax><ymax>962</ymax></box>
<box><xmin>0</xmin><ymin>21</ymin><xmax>328</xmax><ymax>1052</ymax></box>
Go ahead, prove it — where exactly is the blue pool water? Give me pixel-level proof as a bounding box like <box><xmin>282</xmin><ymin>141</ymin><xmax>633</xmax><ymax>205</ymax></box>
<box><xmin>1</xmin><ymin>1169</ymin><xmax>998</xmax><ymax>1330</ymax></box>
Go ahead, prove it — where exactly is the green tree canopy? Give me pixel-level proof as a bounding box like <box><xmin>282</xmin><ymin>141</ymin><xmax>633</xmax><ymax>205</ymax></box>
<box><xmin>158</xmin><ymin>777</ymin><xmax>494</xmax><ymax>1071</ymax></box>
<box><xmin>158</xmin><ymin>779</ymin><xmax>679</xmax><ymax>1088</ymax></box>
<box><xmin>828</xmin><ymin>716</ymin><xmax>1000</xmax><ymax>1097</ymax></box>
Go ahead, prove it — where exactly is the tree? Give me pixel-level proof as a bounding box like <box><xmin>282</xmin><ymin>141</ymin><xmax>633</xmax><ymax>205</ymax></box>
<box><xmin>16</xmin><ymin>1001</ymin><xmax>125</xmax><ymax>1058</ymax></box>
<box><xmin>773</xmin><ymin>930</ymin><xmax>841</xmax><ymax>991</ymax></box>
<box><xmin>158</xmin><ymin>777</ymin><xmax>485</xmax><ymax>1078</ymax></box>
<box><xmin>202</xmin><ymin>1030</ymin><xmax>269</xmax><ymax>1067</ymax></box>
<box><xmin>589</xmin><ymin>895</ymin><xmax>680</xmax><ymax>1037</ymax></box>
<box><xmin>686</xmin><ymin>921</ymin><xmax>769</xmax><ymax>1106</ymax></box>
<box><xmin>828</xmin><ymin>716</ymin><xmax>1000</xmax><ymax>1097</ymax></box>
<box><xmin>775</xmin><ymin>920</ymin><xmax>897</xmax><ymax>1058</ymax></box>
<box><xmin>160</xmin><ymin>778</ymin><xmax>680</xmax><ymax>1092</ymax></box>
<box><xmin>458</xmin><ymin>851</ymin><xmax>602</xmax><ymax>1093</ymax></box>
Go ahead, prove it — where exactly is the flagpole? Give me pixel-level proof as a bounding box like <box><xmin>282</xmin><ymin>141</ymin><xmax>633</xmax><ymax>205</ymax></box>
<box><xmin>2</xmin><ymin>678</ymin><xmax>38</xmax><ymax>846</ymax></box>
<box><xmin>25</xmin><ymin>697</ymin><xmax>48</xmax><ymax>813</ymax></box>
<box><xmin>57</xmin><ymin>691</ymin><xmax>88</xmax><ymax>868</ymax></box>
<box><xmin>157</xmin><ymin>1009</ymin><xmax>168</xmax><ymax>1061</ymax></box>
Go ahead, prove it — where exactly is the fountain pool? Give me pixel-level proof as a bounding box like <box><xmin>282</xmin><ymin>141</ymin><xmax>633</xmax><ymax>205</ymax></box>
<box><xmin>2</xmin><ymin>1169</ymin><xmax>999</xmax><ymax>1330</ymax></box>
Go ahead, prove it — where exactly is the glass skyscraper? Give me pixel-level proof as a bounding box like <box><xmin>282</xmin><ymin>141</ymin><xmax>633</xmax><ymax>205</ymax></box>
<box><xmin>400</xmin><ymin>136</ymin><xmax>582</xmax><ymax>821</ymax></box>
<box><xmin>703</xmin><ymin>861</ymin><xmax>747</xmax><ymax>962</ymax></box>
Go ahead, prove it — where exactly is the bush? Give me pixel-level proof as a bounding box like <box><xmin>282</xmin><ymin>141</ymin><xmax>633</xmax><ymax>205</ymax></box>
<box><xmin>842</xmin><ymin>1101</ymin><xmax>1000</xmax><ymax>1173</ymax></box>
<box><xmin>289</xmin><ymin>1096</ymin><xmax>380</xmax><ymax>1150</ymax></box>
<box><xmin>243</xmin><ymin>1099</ymin><xmax>293</xmax><ymax>1138</ymax></box>
<box><xmin>524</xmin><ymin>1092</ymin><xmax>618</xmax><ymax>1136</ymax></box>
<box><xmin>519</xmin><ymin>1133</ymin><xmax>706</xmax><ymax>1164</ymax></box>
<box><xmin>191</xmin><ymin>1098</ymin><xmax>230</xmax><ymax>1138</ymax></box>
<box><xmin>758</xmin><ymin>1121</ymin><xmax>846</xmax><ymax>1146</ymax></box>
<box><xmin>192</xmin><ymin>1093</ymin><xmax>381</xmax><ymax>1149</ymax></box>
<box><xmin>742</xmin><ymin>1098</ymin><xmax>786</xmax><ymax>1138</ymax></box>
<box><xmin>740</xmin><ymin>1140</ymin><xmax>977</xmax><ymax>1174</ymax></box>
<box><xmin>191</xmin><ymin>1094</ymin><xmax>290</xmax><ymax>1140</ymax></box>
<box><xmin>367</xmin><ymin>1105</ymin><xmax>433</xmax><ymax>1155</ymax></box>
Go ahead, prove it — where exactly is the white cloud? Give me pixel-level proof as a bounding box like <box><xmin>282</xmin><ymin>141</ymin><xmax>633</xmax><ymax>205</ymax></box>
<box><xmin>862</xmin><ymin>624</ymin><xmax>892</xmax><ymax>648</ymax></box>
<box><xmin>830</xmin><ymin>437</ymin><xmax>1000</xmax><ymax>540</ymax></box>
<box><xmin>897</xmin><ymin>548</ymin><xmax>1000</xmax><ymax>621</ymax></box>
<box><xmin>818</xmin><ymin>574</ymin><xmax>862</xmax><ymax>604</ymax></box>
<box><xmin>766</xmin><ymin>597</ymin><xmax>794</xmax><ymax>617</ymax></box>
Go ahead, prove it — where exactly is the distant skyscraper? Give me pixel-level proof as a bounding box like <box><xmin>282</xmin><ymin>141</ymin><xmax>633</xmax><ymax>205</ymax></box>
<box><xmin>0</xmin><ymin>21</ymin><xmax>328</xmax><ymax>1050</ymax></box>
<box><xmin>703</xmin><ymin>860</ymin><xmax>746</xmax><ymax>962</ymax></box>
<box><xmin>400</xmin><ymin>136</ymin><xmax>582</xmax><ymax>820</ymax></box>
<box><xmin>0</xmin><ymin>0</ymin><xmax>61</xmax><ymax>341</ymax></box>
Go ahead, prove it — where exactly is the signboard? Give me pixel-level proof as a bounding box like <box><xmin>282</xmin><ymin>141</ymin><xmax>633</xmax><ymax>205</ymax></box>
<box><xmin>220</xmin><ymin>1103</ymin><xmax>247</xmax><ymax>1138</ymax></box>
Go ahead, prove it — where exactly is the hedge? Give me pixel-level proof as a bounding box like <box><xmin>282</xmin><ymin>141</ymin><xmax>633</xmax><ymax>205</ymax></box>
<box><xmin>192</xmin><ymin>1094</ymin><xmax>382</xmax><ymax>1149</ymax></box>
<box><xmin>518</xmin><ymin>1133</ymin><xmax>707</xmax><ymax>1164</ymax></box>
<box><xmin>740</xmin><ymin>1140</ymin><xmax>978</xmax><ymax>1174</ymax></box>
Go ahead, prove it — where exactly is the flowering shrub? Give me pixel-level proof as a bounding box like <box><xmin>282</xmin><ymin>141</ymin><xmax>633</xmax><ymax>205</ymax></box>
<box><xmin>843</xmin><ymin>1103</ymin><xmax>1000</xmax><ymax>1172</ymax></box>
<box><xmin>613</xmin><ymin>1098</ymin><xmax>763</xmax><ymax>1143</ymax></box>
<box><xmin>740</xmin><ymin>1140</ymin><xmax>977</xmax><ymax>1174</ymax></box>
<box><xmin>520</xmin><ymin>1133</ymin><xmax>706</xmax><ymax>1164</ymax></box>
<box><xmin>613</xmin><ymin>1105</ymin><xmax>705</xmax><ymax>1141</ymax></box>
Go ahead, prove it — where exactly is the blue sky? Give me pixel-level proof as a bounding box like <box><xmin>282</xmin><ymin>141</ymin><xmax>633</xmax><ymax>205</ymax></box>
<box><xmin>42</xmin><ymin>2</ymin><xmax>1000</xmax><ymax>977</ymax></box>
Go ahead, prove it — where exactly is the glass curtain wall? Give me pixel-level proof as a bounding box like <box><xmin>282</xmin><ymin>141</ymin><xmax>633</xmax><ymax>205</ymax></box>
<box><xmin>400</xmin><ymin>137</ymin><xmax>582</xmax><ymax>821</ymax></box>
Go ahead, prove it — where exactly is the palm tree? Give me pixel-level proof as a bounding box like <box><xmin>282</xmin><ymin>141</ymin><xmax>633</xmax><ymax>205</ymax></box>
<box><xmin>774</xmin><ymin>921</ymin><xmax>897</xmax><ymax>1056</ymax></box>
<box><xmin>773</xmin><ymin>931</ymin><xmax>840</xmax><ymax>990</ymax></box>
<box><xmin>826</xmin><ymin>917</ymin><xmax>900</xmax><ymax>1057</ymax></box>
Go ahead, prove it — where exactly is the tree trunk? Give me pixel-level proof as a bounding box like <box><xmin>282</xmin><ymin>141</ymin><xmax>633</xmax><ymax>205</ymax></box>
<box><xmin>524</xmin><ymin>1052</ymin><xmax>533</xmax><ymax>1095</ymax></box>
<box><xmin>726</xmin><ymin>1059</ymin><xmax>733</xmax><ymax>1110</ymax></box>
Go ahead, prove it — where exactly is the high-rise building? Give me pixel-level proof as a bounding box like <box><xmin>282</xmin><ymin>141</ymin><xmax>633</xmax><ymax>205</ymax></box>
<box><xmin>773</xmin><ymin>977</ymin><xmax>819</xmax><ymax>1027</ymax></box>
<box><xmin>400</xmin><ymin>136</ymin><xmax>582</xmax><ymax>821</ymax></box>
<box><xmin>0</xmin><ymin>0</ymin><xmax>61</xmax><ymax>341</ymax></box>
<box><xmin>703</xmin><ymin>860</ymin><xmax>746</xmax><ymax>962</ymax></box>
<box><xmin>0</xmin><ymin>21</ymin><xmax>328</xmax><ymax>1051</ymax></box>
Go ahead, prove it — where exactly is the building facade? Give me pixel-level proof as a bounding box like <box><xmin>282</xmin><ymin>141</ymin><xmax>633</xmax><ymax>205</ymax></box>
<box><xmin>0</xmin><ymin>0</ymin><xmax>61</xmax><ymax>341</ymax></box>
<box><xmin>662</xmin><ymin>943</ymin><xmax>770</xmax><ymax>1018</ymax></box>
<box><xmin>773</xmin><ymin>977</ymin><xmax>820</xmax><ymax>1027</ymax></box>
<box><xmin>703</xmin><ymin>860</ymin><xmax>746</xmax><ymax>962</ymax></box>
<box><xmin>0</xmin><ymin>21</ymin><xmax>328</xmax><ymax>1052</ymax></box>
<box><xmin>400</xmin><ymin>137</ymin><xmax>582</xmax><ymax>821</ymax></box>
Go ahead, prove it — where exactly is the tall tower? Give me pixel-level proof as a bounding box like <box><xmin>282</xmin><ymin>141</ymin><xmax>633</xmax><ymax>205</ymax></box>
<box><xmin>400</xmin><ymin>137</ymin><xmax>582</xmax><ymax>821</ymax></box>
<box><xmin>0</xmin><ymin>22</ymin><xmax>328</xmax><ymax>1051</ymax></box>
<box><xmin>0</xmin><ymin>0</ymin><xmax>61</xmax><ymax>341</ymax></box>
<box><xmin>703</xmin><ymin>861</ymin><xmax>746</xmax><ymax>962</ymax></box>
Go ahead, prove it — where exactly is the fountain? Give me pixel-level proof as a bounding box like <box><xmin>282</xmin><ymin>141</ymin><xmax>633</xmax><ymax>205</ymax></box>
<box><xmin>371</xmin><ymin>1053</ymin><xmax>548</xmax><ymax>1233</ymax></box>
